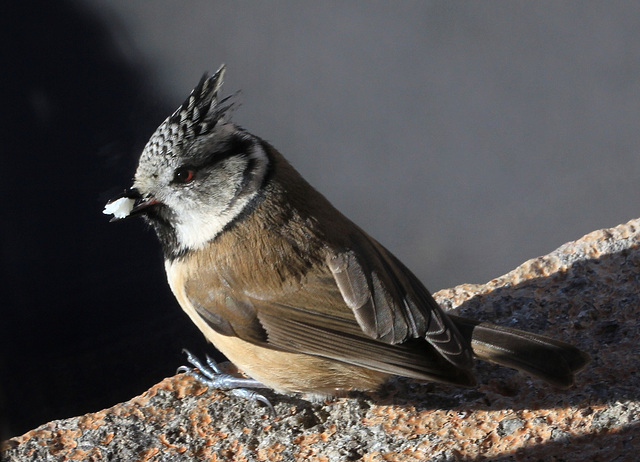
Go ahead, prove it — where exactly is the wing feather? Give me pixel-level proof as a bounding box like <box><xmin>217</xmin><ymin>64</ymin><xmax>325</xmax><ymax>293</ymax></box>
<box><xmin>257</xmin><ymin>300</ymin><xmax>476</xmax><ymax>386</ymax></box>
<box><xmin>327</xmin><ymin>229</ymin><xmax>474</xmax><ymax>369</ymax></box>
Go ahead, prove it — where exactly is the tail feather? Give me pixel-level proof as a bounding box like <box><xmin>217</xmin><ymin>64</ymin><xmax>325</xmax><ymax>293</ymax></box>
<box><xmin>450</xmin><ymin>315</ymin><xmax>590</xmax><ymax>388</ymax></box>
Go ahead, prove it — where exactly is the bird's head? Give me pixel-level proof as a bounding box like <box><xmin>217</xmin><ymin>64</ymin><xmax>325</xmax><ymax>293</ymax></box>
<box><xmin>105</xmin><ymin>66</ymin><xmax>270</xmax><ymax>258</ymax></box>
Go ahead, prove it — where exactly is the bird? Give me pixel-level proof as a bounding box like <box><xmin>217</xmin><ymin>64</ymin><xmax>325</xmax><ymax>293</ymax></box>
<box><xmin>105</xmin><ymin>65</ymin><xmax>589</xmax><ymax>403</ymax></box>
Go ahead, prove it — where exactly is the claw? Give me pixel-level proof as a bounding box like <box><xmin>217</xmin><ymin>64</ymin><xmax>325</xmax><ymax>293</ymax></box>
<box><xmin>229</xmin><ymin>388</ymin><xmax>276</xmax><ymax>415</ymax></box>
<box><xmin>178</xmin><ymin>349</ymin><xmax>275</xmax><ymax>415</ymax></box>
<box><xmin>176</xmin><ymin>365</ymin><xmax>191</xmax><ymax>374</ymax></box>
<box><xmin>205</xmin><ymin>354</ymin><xmax>222</xmax><ymax>374</ymax></box>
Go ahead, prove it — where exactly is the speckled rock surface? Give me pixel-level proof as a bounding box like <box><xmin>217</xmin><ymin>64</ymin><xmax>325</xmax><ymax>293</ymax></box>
<box><xmin>3</xmin><ymin>219</ymin><xmax>640</xmax><ymax>461</ymax></box>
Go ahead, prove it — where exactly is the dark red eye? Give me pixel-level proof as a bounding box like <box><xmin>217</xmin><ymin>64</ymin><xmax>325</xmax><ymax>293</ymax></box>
<box><xmin>174</xmin><ymin>167</ymin><xmax>195</xmax><ymax>184</ymax></box>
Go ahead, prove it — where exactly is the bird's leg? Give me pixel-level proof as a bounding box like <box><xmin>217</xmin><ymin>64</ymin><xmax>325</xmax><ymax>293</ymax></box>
<box><xmin>177</xmin><ymin>349</ymin><xmax>275</xmax><ymax>414</ymax></box>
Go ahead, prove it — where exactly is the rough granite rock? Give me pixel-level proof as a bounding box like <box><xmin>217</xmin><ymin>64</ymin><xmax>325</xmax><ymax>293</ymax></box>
<box><xmin>3</xmin><ymin>219</ymin><xmax>640</xmax><ymax>461</ymax></box>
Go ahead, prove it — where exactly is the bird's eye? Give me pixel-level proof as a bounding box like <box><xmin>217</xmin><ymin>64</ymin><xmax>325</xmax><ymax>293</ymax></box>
<box><xmin>173</xmin><ymin>167</ymin><xmax>195</xmax><ymax>184</ymax></box>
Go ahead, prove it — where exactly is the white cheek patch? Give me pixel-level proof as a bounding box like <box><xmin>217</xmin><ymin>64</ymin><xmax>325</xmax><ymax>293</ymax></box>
<box><xmin>174</xmin><ymin>209</ymin><xmax>237</xmax><ymax>250</ymax></box>
<box><xmin>103</xmin><ymin>197</ymin><xmax>136</xmax><ymax>219</ymax></box>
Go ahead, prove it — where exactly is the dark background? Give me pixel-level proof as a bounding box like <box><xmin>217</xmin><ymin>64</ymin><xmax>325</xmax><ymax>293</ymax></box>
<box><xmin>2</xmin><ymin>1</ymin><xmax>640</xmax><ymax>439</ymax></box>
<box><xmin>1</xmin><ymin>1</ymin><xmax>212</xmax><ymax>438</ymax></box>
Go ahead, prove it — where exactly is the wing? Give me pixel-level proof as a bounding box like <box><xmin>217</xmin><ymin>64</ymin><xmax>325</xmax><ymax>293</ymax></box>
<box><xmin>253</xmin><ymin>271</ymin><xmax>476</xmax><ymax>386</ymax></box>
<box><xmin>326</xmin><ymin>227</ymin><xmax>473</xmax><ymax>370</ymax></box>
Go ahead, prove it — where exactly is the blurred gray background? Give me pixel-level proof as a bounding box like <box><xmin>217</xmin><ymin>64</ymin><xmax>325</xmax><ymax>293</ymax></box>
<box><xmin>3</xmin><ymin>0</ymin><xmax>640</xmax><ymax>438</ymax></box>
<box><xmin>83</xmin><ymin>0</ymin><xmax>640</xmax><ymax>290</ymax></box>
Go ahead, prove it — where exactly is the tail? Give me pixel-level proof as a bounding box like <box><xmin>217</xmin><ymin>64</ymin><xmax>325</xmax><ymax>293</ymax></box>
<box><xmin>450</xmin><ymin>315</ymin><xmax>590</xmax><ymax>388</ymax></box>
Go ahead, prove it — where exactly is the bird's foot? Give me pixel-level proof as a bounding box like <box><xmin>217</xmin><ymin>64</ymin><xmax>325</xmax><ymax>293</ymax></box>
<box><xmin>177</xmin><ymin>349</ymin><xmax>275</xmax><ymax>415</ymax></box>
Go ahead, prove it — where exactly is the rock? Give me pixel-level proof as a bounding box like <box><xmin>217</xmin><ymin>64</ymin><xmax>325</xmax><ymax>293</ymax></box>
<box><xmin>3</xmin><ymin>219</ymin><xmax>640</xmax><ymax>461</ymax></box>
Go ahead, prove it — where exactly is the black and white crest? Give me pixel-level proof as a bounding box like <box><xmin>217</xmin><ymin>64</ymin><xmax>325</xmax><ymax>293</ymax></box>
<box><xmin>169</xmin><ymin>65</ymin><xmax>233</xmax><ymax>138</ymax></box>
<box><xmin>139</xmin><ymin>65</ymin><xmax>234</xmax><ymax>165</ymax></box>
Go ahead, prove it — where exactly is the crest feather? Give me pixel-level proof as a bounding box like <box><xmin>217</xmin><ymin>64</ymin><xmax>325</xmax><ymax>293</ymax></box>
<box><xmin>168</xmin><ymin>65</ymin><xmax>232</xmax><ymax>139</ymax></box>
<box><xmin>140</xmin><ymin>65</ymin><xmax>234</xmax><ymax>163</ymax></box>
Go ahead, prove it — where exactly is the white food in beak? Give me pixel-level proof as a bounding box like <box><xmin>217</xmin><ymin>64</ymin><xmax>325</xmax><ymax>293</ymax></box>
<box><xmin>103</xmin><ymin>197</ymin><xmax>136</xmax><ymax>219</ymax></box>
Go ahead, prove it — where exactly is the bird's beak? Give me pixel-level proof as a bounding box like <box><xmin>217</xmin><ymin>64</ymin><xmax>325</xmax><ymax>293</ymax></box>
<box><xmin>104</xmin><ymin>188</ymin><xmax>161</xmax><ymax>221</ymax></box>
